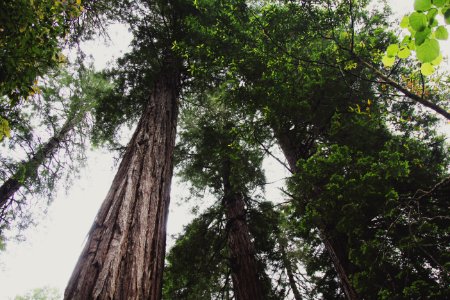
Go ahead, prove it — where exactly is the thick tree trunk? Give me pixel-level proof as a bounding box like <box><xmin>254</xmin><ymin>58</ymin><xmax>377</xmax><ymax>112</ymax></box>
<box><xmin>0</xmin><ymin>115</ymin><xmax>78</xmax><ymax>210</ymax></box>
<box><xmin>275</xmin><ymin>131</ymin><xmax>359</xmax><ymax>300</ymax></box>
<box><xmin>222</xmin><ymin>159</ymin><xmax>264</xmax><ymax>300</ymax></box>
<box><xmin>64</xmin><ymin>66</ymin><xmax>179</xmax><ymax>300</ymax></box>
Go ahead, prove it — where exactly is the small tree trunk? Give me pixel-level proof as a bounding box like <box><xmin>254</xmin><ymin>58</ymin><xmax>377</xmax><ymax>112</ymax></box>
<box><xmin>279</xmin><ymin>237</ymin><xmax>302</xmax><ymax>300</ymax></box>
<box><xmin>319</xmin><ymin>232</ymin><xmax>359</xmax><ymax>300</ymax></box>
<box><xmin>275</xmin><ymin>130</ymin><xmax>359</xmax><ymax>300</ymax></box>
<box><xmin>0</xmin><ymin>115</ymin><xmax>79</xmax><ymax>210</ymax></box>
<box><xmin>64</xmin><ymin>66</ymin><xmax>179</xmax><ymax>300</ymax></box>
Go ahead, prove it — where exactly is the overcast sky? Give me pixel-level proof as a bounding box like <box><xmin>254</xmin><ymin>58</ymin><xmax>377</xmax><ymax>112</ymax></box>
<box><xmin>0</xmin><ymin>1</ymin><xmax>448</xmax><ymax>299</ymax></box>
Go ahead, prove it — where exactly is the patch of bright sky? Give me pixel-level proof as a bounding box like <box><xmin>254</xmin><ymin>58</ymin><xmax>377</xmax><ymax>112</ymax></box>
<box><xmin>0</xmin><ymin>1</ymin><xmax>448</xmax><ymax>299</ymax></box>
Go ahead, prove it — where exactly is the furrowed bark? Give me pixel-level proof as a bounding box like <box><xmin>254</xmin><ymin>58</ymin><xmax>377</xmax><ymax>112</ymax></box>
<box><xmin>222</xmin><ymin>158</ymin><xmax>264</xmax><ymax>300</ymax></box>
<box><xmin>0</xmin><ymin>115</ymin><xmax>78</xmax><ymax>211</ymax></box>
<box><xmin>275</xmin><ymin>130</ymin><xmax>359</xmax><ymax>300</ymax></box>
<box><xmin>64</xmin><ymin>65</ymin><xmax>180</xmax><ymax>300</ymax></box>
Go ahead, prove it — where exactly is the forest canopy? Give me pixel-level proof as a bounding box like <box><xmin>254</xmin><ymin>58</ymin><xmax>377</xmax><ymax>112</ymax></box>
<box><xmin>0</xmin><ymin>0</ymin><xmax>449</xmax><ymax>299</ymax></box>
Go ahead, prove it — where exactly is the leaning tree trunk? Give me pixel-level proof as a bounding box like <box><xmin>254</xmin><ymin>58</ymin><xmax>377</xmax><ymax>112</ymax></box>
<box><xmin>278</xmin><ymin>236</ymin><xmax>302</xmax><ymax>300</ymax></box>
<box><xmin>275</xmin><ymin>129</ymin><xmax>359</xmax><ymax>300</ymax></box>
<box><xmin>64</xmin><ymin>66</ymin><xmax>180</xmax><ymax>300</ymax></box>
<box><xmin>0</xmin><ymin>114</ymin><xmax>79</xmax><ymax>210</ymax></box>
<box><xmin>222</xmin><ymin>159</ymin><xmax>265</xmax><ymax>300</ymax></box>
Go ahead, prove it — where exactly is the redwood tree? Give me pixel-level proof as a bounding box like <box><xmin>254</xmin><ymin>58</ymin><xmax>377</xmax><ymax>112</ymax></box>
<box><xmin>64</xmin><ymin>62</ymin><xmax>180</xmax><ymax>299</ymax></box>
<box><xmin>63</xmin><ymin>0</ymin><xmax>188</xmax><ymax>297</ymax></box>
<box><xmin>173</xmin><ymin>95</ymin><xmax>269</xmax><ymax>299</ymax></box>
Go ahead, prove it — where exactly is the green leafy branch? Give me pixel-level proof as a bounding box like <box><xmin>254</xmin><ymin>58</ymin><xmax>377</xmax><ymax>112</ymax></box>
<box><xmin>383</xmin><ymin>0</ymin><xmax>450</xmax><ymax>76</ymax></box>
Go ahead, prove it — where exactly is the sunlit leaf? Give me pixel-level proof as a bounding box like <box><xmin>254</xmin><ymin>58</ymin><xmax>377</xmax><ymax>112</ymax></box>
<box><xmin>421</xmin><ymin>62</ymin><xmax>434</xmax><ymax>75</ymax></box>
<box><xmin>409</xmin><ymin>12</ymin><xmax>428</xmax><ymax>31</ymax></box>
<box><xmin>387</xmin><ymin>44</ymin><xmax>399</xmax><ymax>57</ymax></box>
<box><xmin>432</xmin><ymin>0</ymin><xmax>446</xmax><ymax>7</ymax></box>
<box><xmin>415</xmin><ymin>27</ymin><xmax>431</xmax><ymax>45</ymax></box>
<box><xmin>416</xmin><ymin>38</ymin><xmax>440</xmax><ymax>63</ymax></box>
<box><xmin>400</xmin><ymin>16</ymin><xmax>409</xmax><ymax>28</ymax></box>
<box><xmin>427</xmin><ymin>8</ymin><xmax>438</xmax><ymax>21</ymax></box>
<box><xmin>431</xmin><ymin>53</ymin><xmax>443</xmax><ymax>65</ymax></box>
<box><xmin>444</xmin><ymin>8</ymin><xmax>450</xmax><ymax>24</ymax></box>
<box><xmin>435</xmin><ymin>25</ymin><xmax>448</xmax><ymax>39</ymax></box>
<box><xmin>398</xmin><ymin>47</ymin><xmax>411</xmax><ymax>59</ymax></box>
<box><xmin>382</xmin><ymin>55</ymin><xmax>395</xmax><ymax>67</ymax></box>
<box><xmin>414</xmin><ymin>0</ymin><xmax>432</xmax><ymax>11</ymax></box>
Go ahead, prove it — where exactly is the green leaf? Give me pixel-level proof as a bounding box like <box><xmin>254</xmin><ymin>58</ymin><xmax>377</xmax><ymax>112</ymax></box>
<box><xmin>382</xmin><ymin>55</ymin><xmax>395</xmax><ymax>67</ymax></box>
<box><xmin>414</xmin><ymin>0</ymin><xmax>432</xmax><ymax>11</ymax></box>
<box><xmin>427</xmin><ymin>8</ymin><xmax>438</xmax><ymax>21</ymax></box>
<box><xmin>421</xmin><ymin>62</ymin><xmax>435</xmax><ymax>75</ymax></box>
<box><xmin>432</xmin><ymin>0</ymin><xmax>446</xmax><ymax>7</ymax></box>
<box><xmin>401</xmin><ymin>35</ymin><xmax>411</xmax><ymax>45</ymax></box>
<box><xmin>435</xmin><ymin>25</ymin><xmax>448</xmax><ymax>39</ymax></box>
<box><xmin>416</xmin><ymin>38</ymin><xmax>440</xmax><ymax>63</ymax></box>
<box><xmin>398</xmin><ymin>47</ymin><xmax>411</xmax><ymax>59</ymax></box>
<box><xmin>415</xmin><ymin>27</ymin><xmax>431</xmax><ymax>45</ymax></box>
<box><xmin>409</xmin><ymin>12</ymin><xmax>428</xmax><ymax>31</ymax></box>
<box><xmin>400</xmin><ymin>16</ymin><xmax>409</xmax><ymax>28</ymax></box>
<box><xmin>430</xmin><ymin>18</ymin><xmax>439</xmax><ymax>27</ymax></box>
<box><xmin>431</xmin><ymin>53</ymin><xmax>443</xmax><ymax>65</ymax></box>
<box><xmin>444</xmin><ymin>8</ymin><xmax>450</xmax><ymax>24</ymax></box>
<box><xmin>386</xmin><ymin>44</ymin><xmax>399</xmax><ymax>57</ymax></box>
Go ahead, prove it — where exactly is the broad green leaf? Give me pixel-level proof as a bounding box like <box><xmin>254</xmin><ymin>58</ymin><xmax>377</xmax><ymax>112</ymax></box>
<box><xmin>432</xmin><ymin>0</ymin><xmax>446</xmax><ymax>7</ymax></box>
<box><xmin>414</xmin><ymin>0</ymin><xmax>432</xmax><ymax>11</ymax></box>
<box><xmin>409</xmin><ymin>12</ymin><xmax>428</xmax><ymax>31</ymax></box>
<box><xmin>398</xmin><ymin>47</ymin><xmax>411</xmax><ymax>59</ymax></box>
<box><xmin>400</xmin><ymin>16</ymin><xmax>409</xmax><ymax>28</ymax></box>
<box><xmin>416</xmin><ymin>38</ymin><xmax>440</xmax><ymax>63</ymax></box>
<box><xmin>0</xmin><ymin>117</ymin><xmax>10</xmax><ymax>141</ymax></box>
<box><xmin>382</xmin><ymin>55</ymin><xmax>395</xmax><ymax>67</ymax></box>
<box><xmin>427</xmin><ymin>8</ymin><xmax>438</xmax><ymax>20</ymax></box>
<box><xmin>387</xmin><ymin>44</ymin><xmax>399</xmax><ymax>57</ymax></box>
<box><xmin>421</xmin><ymin>62</ymin><xmax>435</xmax><ymax>75</ymax></box>
<box><xmin>431</xmin><ymin>53</ymin><xmax>443</xmax><ymax>65</ymax></box>
<box><xmin>435</xmin><ymin>25</ymin><xmax>448</xmax><ymax>39</ymax></box>
<box><xmin>415</xmin><ymin>27</ymin><xmax>431</xmax><ymax>45</ymax></box>
<box><xmin>401</xmin><ymin>35</ymin><xmax>411</xmax><ymax>45</ymax></box>
<box><xmin>444</xmin><ymin>8</ymin><xmax>450</xmax><ymax>24</ymax></box>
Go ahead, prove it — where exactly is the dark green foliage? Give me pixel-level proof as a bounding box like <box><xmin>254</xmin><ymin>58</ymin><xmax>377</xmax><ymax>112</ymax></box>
<box><xmin>176</xmin><ymin>91</ymin><xmax>267</xmax><ymax>196</ymax></box>
<box><xmin>0</xmin><ymin>0</ymin><xmax>85</xmax><ymax>140</ymax></box>
<box><xmin>164</xmin><ymin>207</ymin><xmax>231</xmax><ymax>299</ymax></box>
<box><xmin>164</xmin><ymin>202</ymin><xmax>287</xmax><ymax>300</ymax></box>
<box><xmin>288</xmin><ymin>115</ymin><xmax>449</xmax><ymax>298</ymax></box>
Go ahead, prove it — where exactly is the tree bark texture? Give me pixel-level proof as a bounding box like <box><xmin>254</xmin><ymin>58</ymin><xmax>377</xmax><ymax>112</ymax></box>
<box><xmin>275</xmin><ymin>131</ymin><xmax>359</xmax><ymax>300</ymax></box>
<box><xmin>64</xmin><ymin>67</ymin><xmax>179</xmax><ymax>300</ymax></box>
<box><xmin>0</xmin><ymin>115</ymin><xmax>79</xmax><ymax>211</ymax></box>
<box><xmin>222</xmin><ymin>159</ymin><xmax>265</xmax><ymax>300</ymax></box>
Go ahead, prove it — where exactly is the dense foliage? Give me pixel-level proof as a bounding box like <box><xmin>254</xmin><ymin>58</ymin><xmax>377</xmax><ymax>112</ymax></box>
<box><xmin>0</xmin><ymin>0</ymin><xmax>448</xmax><ymax>299</ymax></box>
<box><xmin>0</xmin><ymin>0</ymin><xmax>84</xmax><ymax>139</ymax></box>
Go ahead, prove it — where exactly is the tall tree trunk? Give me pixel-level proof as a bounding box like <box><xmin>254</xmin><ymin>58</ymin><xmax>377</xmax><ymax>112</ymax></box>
<box><xmin>0</xmin><ymin>115</ymin><xmax>79</xmax><ymax>210</ymax></box>
<box><xmin>275</xmin><ymin>129</ymin><xmax>359</xmax><ymax>300</ymax></box>
<box><xmin>222</xmin><ymin>159</ymin><xmax>265</xmax><ymax>300</ymax></box>
<box><xmin>64</xmin><ymin>66</ymin><xmax>180</xmax><ymax>300</ymax></box>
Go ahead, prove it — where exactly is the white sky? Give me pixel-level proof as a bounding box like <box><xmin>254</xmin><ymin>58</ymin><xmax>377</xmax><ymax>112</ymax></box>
<box><xmin>0</xmin><ymin>1</ymin><xmax>448</xmax><ymax>299</ymax></box>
